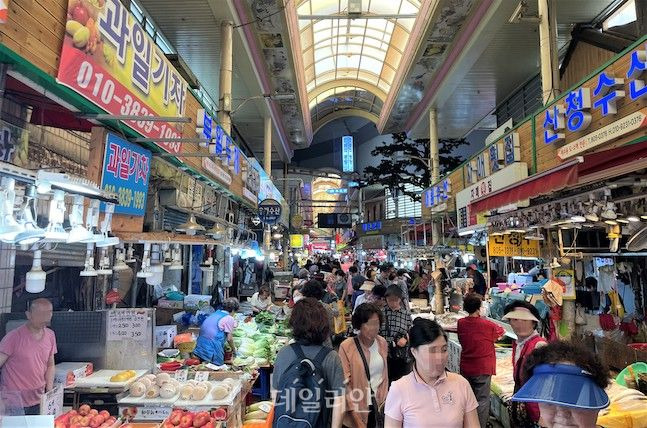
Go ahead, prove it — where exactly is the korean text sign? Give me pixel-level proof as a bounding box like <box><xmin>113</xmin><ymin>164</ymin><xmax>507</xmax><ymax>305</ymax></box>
<box><xmin>101</xmin><ymin>133</ymin><xmax>151</xmax><ymax>216</ymax></box>
<box><xmin>487</xmin><ymin>233</ymin><xmax>540</xmax><ymax>258</ymax></box>
<box><xmin>57</xmin><ymin>0</ymin><xmax>187</xmax><ymax>154</ymax></box>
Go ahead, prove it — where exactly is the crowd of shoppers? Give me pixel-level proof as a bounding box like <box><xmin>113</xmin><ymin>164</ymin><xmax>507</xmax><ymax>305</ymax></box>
<box><xmin>268</xmin><ymin>257</ymin><xmax>611</xmax><ymax>427</ymax></box>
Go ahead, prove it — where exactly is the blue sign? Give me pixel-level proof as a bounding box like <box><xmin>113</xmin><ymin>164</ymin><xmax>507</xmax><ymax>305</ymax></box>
<box><xmin>362</xmin><ymin>221</ymin><xmax>382</xmax><ymax>232</ymax></box>
<box><xmin>543</xmin><ymin>44</ymin><xmax>647</xmax><ymax>145</ymax></box>
<box><xmin>101</xmin><ymin>133</ymin><xmax>151</xmax><ymax>216</ymax></box>
<box><xmin>258</xmin><ymin>199</ymin><xmax>282</xmax><ymax>225</ymax></box>
<box><xmin>424</xmin><ymin>179</ymin><xmax>451</xmax><ymax>208</ymax></box>
<box><xmin>342</xmin><ymin>135</ymin><xmax>354</xmax><ymax>172</ymax></box>
<box><xmin>347</xmin><ymin>181</ymin><xmax>360</xmax><ymax>187</ymax></box>
<box><xmin>326</xmin><ymin>188</ymin><xmax>348</xmax><ymax>194</ymax></box>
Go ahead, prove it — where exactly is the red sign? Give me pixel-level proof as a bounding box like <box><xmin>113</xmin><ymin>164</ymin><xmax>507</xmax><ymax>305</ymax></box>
<box><xmin>56</xmin><ymin>0</ymin><xmax>187</xmax><ymax>155</ymax></box>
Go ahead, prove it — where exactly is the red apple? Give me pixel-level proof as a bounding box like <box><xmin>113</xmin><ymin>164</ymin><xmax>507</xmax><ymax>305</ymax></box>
<box><xmin>69</xmin><ymin>424</ymin><xmax>81</xmax><ymax>428</ymax></box>
<box><xmin>68</xmin><ymin>410</ymin><xmax>78</xmax><ymax>417</ymax></box>
<box><xmin>89</xmin><ymin>416</ymin><xmax>102</xmax><ymax>428</ymax></box>
<box><xmin>107</xmin><ymin>417</ymin><xmax>116</xmax><ymax>424</ymax></box>
<box><xmin>79</xmin><ymin>404</ymin><xmax>91</xmax><ymax>416</ymax></box>
<box><xmin>179</xmin><ymin>413</ymin><xmax>194</xmax><ymax>428</ymax></box>
<box><xmin>193</xmin><ymin>411</ymin><xmax>210</xmax><ymax>427</ymax></box>
<box><xmin>202</xmin><ymin>422</ymin><xmax>214</xmax><ymax>428</ymax></box>
<box><xmin>54</xmin><ymin>422</ymin><xmax>66</xmax><ymax>428</ymax></box>
<box><xmin>169</xmin><ymin>410</ymin><xmax>183</xmax><ymax>426</ymax></box>
<box><xmin>162</xmin><ymin>422</ymin><xmax>175</xmax><ymax>428</ymax></box>
<box><xmin>89</xmin><ymin>409</ymin><xmax>99</xmax><ymax>416</ymax></box>
<box><xmin>80</xmin><ymin>416</ymin><xmax>90</xmax><ymax>426</ymax></box>
<box><xmin>99</xmin><ymin>410</ymin><xmax>110</xmax><ymax>419</ymax></box>
<box><xmin>71</xmin><ymin>3</ymin><xmax>89</xmax><ymax>25</ymax></box>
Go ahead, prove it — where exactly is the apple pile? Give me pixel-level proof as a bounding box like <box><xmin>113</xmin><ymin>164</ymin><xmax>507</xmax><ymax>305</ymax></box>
<box><xmin>162</xmin><ymin>409</ymin><xmax>216</xmax><ymax>428</ymax></box>
<box><xmin>55</xmin><ymin>404</ymin><xmax>118</xmax><ymax>428</ymax></box>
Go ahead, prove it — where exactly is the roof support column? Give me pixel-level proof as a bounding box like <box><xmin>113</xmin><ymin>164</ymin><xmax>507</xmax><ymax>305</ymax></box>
<box><xmin>264</xmin><ymin>116</ymin><xmax>272</xmax><ymax>176</ymax></box>
<box><xmin>429</xmin><ymin>107</ymin><xmax>443</xmax><ymax>315</ymax></box>
<box><xmin>539</xmin><ymin>0</ymin><xmax>560</xmax><ymax>103</ymax></box>
<box><xmin>218</xmin><ymin>21</ymin><xmax>233</xmax><ymax>135</ymax></box>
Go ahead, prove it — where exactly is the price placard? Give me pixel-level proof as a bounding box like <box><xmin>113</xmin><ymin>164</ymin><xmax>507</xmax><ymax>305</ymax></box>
<box><xmin>174</xmin><ymin>369</ymin><xmax>188</xmax><ymax>382</ymax></box>
<box><xmin>194</xmin><ymin>371</ymin><xmax>210</xmax><ymax>382</ymax></box>
<box><xmin>138</xmin><ymin>406</ymin><xmax>172</xmax><ymax>421</ymax></box>
<box><xmin>107</xmin><ymin>309</ymin><xmax>147</xmax><ymax>342</ymax></box>
<box><xmin>40</xmin><ymin>385</ymin><xmax>64</xmax><ymax>417</ymax></box>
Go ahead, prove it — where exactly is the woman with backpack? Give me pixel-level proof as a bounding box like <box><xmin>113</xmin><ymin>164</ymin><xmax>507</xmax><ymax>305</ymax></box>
<box><xmin>339</xmin><ymin>303</ymin><xmax>389</xmax><ymax>428</ymax></box>
<box><xmin>384</xmin><ymin>318</ymin><xmax>479</xmax><ymax>427</ymax></box>
<box><xmin>272</xmin><ymin>297</ymin><xmax>345</xmax><ymax>428</ymax></box>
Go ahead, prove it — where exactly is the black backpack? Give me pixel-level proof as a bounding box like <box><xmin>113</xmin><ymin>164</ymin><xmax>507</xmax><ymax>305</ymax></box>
<box><xmin>273</xmin><ymin>344</ymin><xmax>333</xmax><ymax>428</ymax></box>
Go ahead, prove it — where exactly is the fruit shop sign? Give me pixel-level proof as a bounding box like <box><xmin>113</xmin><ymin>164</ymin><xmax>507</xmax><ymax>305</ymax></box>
<box><xmin>101</xmin><ymin>133</ymin><xmax>150</xmax><ymax>216</ymax></box>
<box><xmin>57</xmin><ymin>0</ymin><xmax>188</xmax><ymax>154</ymax></box>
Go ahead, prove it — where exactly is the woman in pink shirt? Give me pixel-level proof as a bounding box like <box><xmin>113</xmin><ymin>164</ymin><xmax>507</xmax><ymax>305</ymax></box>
<box><xmin>384</xmin><ymin>318</ymin><xmax>479</xmax><ymax>428</ymax></box>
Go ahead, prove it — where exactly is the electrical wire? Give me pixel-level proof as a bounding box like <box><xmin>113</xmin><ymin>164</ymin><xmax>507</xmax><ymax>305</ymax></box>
<box><xmin>234</xmin><ymin>0</ymin><xmax>292</xmax><ymax>29</ymax></box>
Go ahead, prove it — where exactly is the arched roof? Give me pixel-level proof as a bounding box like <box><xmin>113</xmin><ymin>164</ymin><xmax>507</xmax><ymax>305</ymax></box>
<box><xmin>295</xmin><ymin>0</ymin><xmax>420</xmax><ymax>131</ymax></box>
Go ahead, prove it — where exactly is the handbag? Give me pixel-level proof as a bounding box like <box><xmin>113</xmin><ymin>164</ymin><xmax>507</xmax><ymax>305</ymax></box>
<box><xmin>354</xmin><ymin>337</ymin><xmax>385</xmax><ymax>428</ymax></box>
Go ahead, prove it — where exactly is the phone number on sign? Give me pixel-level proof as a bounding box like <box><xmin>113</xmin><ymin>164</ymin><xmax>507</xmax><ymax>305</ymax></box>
<box><xmin>104</xmin><ymin>184</ymin><xmax>146</xmax><ymax>211</ymax></box>
<box><xmin>73</xmin><ymin>60</ymin><xmax>182</xmax><ymax>154</ymax></box>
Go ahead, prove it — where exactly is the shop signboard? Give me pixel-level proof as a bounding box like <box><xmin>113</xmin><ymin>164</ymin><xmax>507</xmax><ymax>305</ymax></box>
<box><xmin>423</xmin><ymin>179</ymin><xmax>451</xmax><ymax>209</ymax></box>
<box><xmin>487</xmin><ymin>233</ymin><xmax>540</xmax><ymax>258</ymax></box>
<box><xmin>361</xmin><ymin>221</ymin><xmax>382</xmax><ymax>234</ymax></box>
<box><xmin>557</xmin><ymin>107</ymin><xmax>647</xmax><ymax>159</ymax></box>
<box><xmin>258</xmin><ymin>199</ymin><xmax>282</xmax><ymax>225</ymax></box>
<box><xmin>202</xmin><ymin>158</ymin><xmax>232</xmax><ymax>185</ymax></box>
<box><xmin>101</xmin><ymin>133</ymin><xmax>151</xmax><ymax>216</ymax></box>
<box><xmin>456</xmin><ymin>162</ymin><xmax>528</xmax><ymax>230</ymax></box>
<box><xmin>290</xmin><ymin>234</ymin><xmax>304</xmax><ymax>248</ymax></box>
<box><xmin>540</xmin><ymin>41</ymin><xmax>647</xmax><ymax>160</ymax></box>
<box><xmin>326</xmin><ymin>188</ymin><xmax>348</xmax><ymax>194</ymax></box>
<box><xmin>341</xmin><ymin>135</ymin><xmax>354</xmax><ymax>172</ymax></box>
<box><xmin>57</xmin><ymin>0</ymin><xmax>188</xmax><ymax>155</ymax></box>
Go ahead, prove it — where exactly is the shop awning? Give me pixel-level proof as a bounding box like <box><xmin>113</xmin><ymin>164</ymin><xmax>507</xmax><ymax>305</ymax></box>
<box><xmin>470</xmin><ymin>158</ymin><xmax>581</xmax><ymax>213</ymax></box>
<box><xmin>470</xmin><ymin>138</ymin><xmax>647</xmax><ymax>214</ymax></box>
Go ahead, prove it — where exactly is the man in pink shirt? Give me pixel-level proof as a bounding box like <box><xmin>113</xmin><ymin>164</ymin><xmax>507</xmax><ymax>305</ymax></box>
<box><xmin>0</xmin><ymin>298</ymin><xmax>57</xmax><ymax>415</ymax></box>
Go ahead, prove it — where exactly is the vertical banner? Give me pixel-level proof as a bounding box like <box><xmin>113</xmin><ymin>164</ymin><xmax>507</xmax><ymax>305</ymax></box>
<box><xmin>57</xmin><ymin>0</ymin><xmax>188</xmax><ymax>154</ymax></box>
<box><xmin>341</xmin><ymin>135</ymin><xmax>354</xmax><ymax>172</ymax></box>
<box><xmin>101</xmin><ymin>133</ymin><xmax>151</xmax><ymax>215</ymax></box>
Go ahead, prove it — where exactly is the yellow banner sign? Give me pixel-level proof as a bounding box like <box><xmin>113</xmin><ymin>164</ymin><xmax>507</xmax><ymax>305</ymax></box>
<box><xmin>290</xmin><ymin>234</ymin><xmax>304</xmax><ymax>249</ymax></box>
<box><xmin>488</xmin><ymin>233</ymin><xmax>540</xmax><ymax>258</ymax></box>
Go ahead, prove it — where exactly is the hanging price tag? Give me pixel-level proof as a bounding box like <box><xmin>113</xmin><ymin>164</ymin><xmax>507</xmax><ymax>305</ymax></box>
<box><xmin>194</xmin><ymin>371</ymin><xmax>210</xmax><ymax>382</ymax></box>
<box><xmin>107</xmin><ymin>309</ymin><xmax>147</xmax><ymax>342</ymax></box>
<box><xmin>174</xmin><ymin>369</ymin><xmax>188</xmax><ymax>382</ymax></box>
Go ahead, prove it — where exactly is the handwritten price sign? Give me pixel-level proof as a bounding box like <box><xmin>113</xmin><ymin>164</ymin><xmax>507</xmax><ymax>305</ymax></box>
<box><xmin>40</xmin><ymin>386</ymin><xmax>64</xmax><ymax>417</ymax></box>
<box><xmin>107</xmin><ymin>309</ymin><xmax>147</xmax><ymax>342</ymax></box>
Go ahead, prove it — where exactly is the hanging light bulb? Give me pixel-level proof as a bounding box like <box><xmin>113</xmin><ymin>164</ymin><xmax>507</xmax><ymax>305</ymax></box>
<box><xmin>67</xmin><ymin>195</ymin><xmax>94</xmax><ymax>243</ymax></box>
<box><xmin>45</xmin><ymin>190</ymin><xmax>68</xmax><ymax>242</ymax></box>
<box><xmin>169</xmin><ymin>244</ymin><xmax>183</xmax><ymax>270</ymax></box>
<box><xmin>0</xmin><ymin>177</ymin><xmax>23</xmax><ymax>242</ymax></box>
<box><xmin>601</xmin><ymin>202</ymin><xmax>617</xmax><ymax>220</ymax></box>
<box><xmin>95</xmin><ymin>202</ymin><xmax>119</xmax><ymax>247</ymax></box>
<box><xmin>125</xmin><ymin>244</ymin><xmax>136</xmax><ymax>263</ymax></box>
<box><xmin>627</xmin><ymin>215</ymin><xmax>641</xmax><ymax>222</ymax></box>
<box><xmin>207</xmin><ymin>222</ymin><xmax>224</xmax><ymax>239</ymax></box>
<box><xmin>176</xmin><ymin>214</ymin><xmax>205</xmax><ymax>235</ymax></box>
<box><xmin>25</xmin><ymin>250</ymin><xmax>47</xmax><ymax>293</ymax></box>
<box><xmin>14</xmin><ymin>185</ymin><xmax>45</xmax><ymax>246</ymax></box>
<box><xmin>80</xmin><ymin>243</ymin><xmax>97</xmax><ymax>277</ymax></box>
<box><xmin>113</xmin><ymin>248</ymin><xmax>130</xmax><ymax>272</ymax></box>
<box><xmin>146</xmin><ymin>244</ymin><xmax>164</xmax><ymax>285</ymax></box>
<box><xmin>96</xmin><ymin>248</ymin><xmax>113</xmax><ymax>275</ymax></box>
<box><xmin>81</xmin><ymin>199</ymin><xmax>103</xmax><ymax>244</ymax></box>
<box><xmin>137</xmin><ymin>243</ymin><xmax>153</xmax><ymax>278</ymax></box>
<box><xmin>162</xmin><ymin>244</ymin><xmax>172</xmax><ymax>266</ymax></box>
